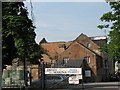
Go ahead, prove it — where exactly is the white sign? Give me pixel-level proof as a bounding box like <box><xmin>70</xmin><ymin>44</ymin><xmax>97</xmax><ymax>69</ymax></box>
<box><xmin>85</xmin><ymin>70</ymin><xmax>91</xmax><ymax>77</ymax></box>
<box><xmin>45</xmin><ymin>68</ymin><xmax>82</xmax><ymax>74</ymax></box>
<box><xmin>68</xmin><ymin>75</ymin><xmax>80</xmax><ymax>84</ymax></box>
<box><xmin>76</xmin><ymin>74</ymin><xmax>83</xmax><ymax>79</ymax></box>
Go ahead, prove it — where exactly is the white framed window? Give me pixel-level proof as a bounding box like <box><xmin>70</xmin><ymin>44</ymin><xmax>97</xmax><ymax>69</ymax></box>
<box><xmin>87</xmin><ymin>43</ymin><xmax>91</xmax><ymax>48</ymax></box>
<box><xmin>84</xmin><ymin>57</ymin><xmax>90</xmax><ymax>63</ymax></box>
<box><xmin>63</xmin><ymin>58</ymin><xmax>69</xmax><ymax>64</ymax></box>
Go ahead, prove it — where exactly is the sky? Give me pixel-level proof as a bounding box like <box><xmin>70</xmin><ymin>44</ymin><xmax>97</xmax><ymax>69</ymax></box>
<box><xmin>24</xmin><ymin>1</ymin><xmax>111</xmax><ymax>44</ymax></box>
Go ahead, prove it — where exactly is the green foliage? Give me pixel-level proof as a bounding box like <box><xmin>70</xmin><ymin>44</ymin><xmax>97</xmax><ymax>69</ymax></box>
<box><xmin>98</xmin><ymin>1</ymin><xmax>120</xmax><ymax>61</ymax></box>
<box><xmin>100</xmin><ymin>43</ymin><xmax>108</xmax><ymax>53</ymax></box>
<box><xmin>2</xmin><ymin>2</ymin><xmax>40</xmax><ymax>68</ymax></box>
<box><xmin>98</xmin><ymin>24</ymin><xmax>109</xmax><ymax>29</ymax></box>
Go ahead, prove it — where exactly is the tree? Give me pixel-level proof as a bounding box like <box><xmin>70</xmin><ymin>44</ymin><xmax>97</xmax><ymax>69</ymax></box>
<box><xmin>98</xmin><ymin>1</ymin><xmax>120</xmax><ymax>61</ymax></box>
<box><xmin>2</xmin><ymin>2</ymin><xmax>40</xmax><ymax>68</ymax></box>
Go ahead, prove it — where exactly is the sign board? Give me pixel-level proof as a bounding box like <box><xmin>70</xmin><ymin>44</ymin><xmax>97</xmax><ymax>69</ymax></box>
<box><xmin>76</xmin><ymin>74</ymin><xmax>83</xmax><ymax>79</ymax></box>
<box><xmin>68</xmin><ymin>75</ymin><xmax>81</xmax><ymax>84</ymax></box>
<box><xmin>45</xmin><ymin>68</ymin><xmax>82</xmax><ymax>74</ymax></box>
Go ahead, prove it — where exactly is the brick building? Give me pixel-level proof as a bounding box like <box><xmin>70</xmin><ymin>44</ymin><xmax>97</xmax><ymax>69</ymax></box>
<box><xmin>40</xmin><ymin>33</ymin><xmax>111</xmax><ymax>82</ymax></box>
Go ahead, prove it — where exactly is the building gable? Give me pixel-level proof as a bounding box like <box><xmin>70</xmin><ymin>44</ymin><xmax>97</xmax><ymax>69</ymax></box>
<box><xmin>39</xmin><ymin>38</ymin><xmax>47</xmax><ymax>44</ymax></box>
<box><xmin>90</xmin><ymin>36</ymin><xmax>107</xmax><ymax>47</ymax></box>
<box><xmin>74</xmin><ymin>33</ymin><xmax>101</xmax><ymax>55</ymax></box>
<box><xmin>59</xmin><ymin>41</ymin><xmax>96</xmax><ymax>61</ymax></box>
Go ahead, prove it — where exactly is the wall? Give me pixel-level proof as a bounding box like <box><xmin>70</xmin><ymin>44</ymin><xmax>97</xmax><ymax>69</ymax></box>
<box><xmin>58</xmin><ymin>42</ymin><xmax>101</xmax><ymax>82</ymax></box>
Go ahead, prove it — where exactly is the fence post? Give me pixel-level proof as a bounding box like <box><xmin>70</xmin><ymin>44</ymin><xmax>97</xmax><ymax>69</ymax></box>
<box><xmin>41</xmin><ymin>61</ymin><xmax>45</xmax><ymax>90</ymax></box>
<box><xmin>38</xmin><ymin>59</ymin><xmax>45</xmax><ymax>90</ymax></box>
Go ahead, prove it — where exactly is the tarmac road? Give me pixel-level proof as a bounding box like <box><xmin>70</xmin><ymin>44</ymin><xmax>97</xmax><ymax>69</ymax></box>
<box><xmin>2</xmin><ymin>82</ymin><xmax>120</xmax><ymax>90</ymax></box>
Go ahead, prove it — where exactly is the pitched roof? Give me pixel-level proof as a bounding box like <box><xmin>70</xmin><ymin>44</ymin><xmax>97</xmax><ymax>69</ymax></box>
<box><xmin>41</xmin><ymin>42</ymin><xmax>65</xmax><ymax>59</ymax></box>
<box><xmin>74</xmin><ymin>33</ymin><xmax>86</xmax><ymax>41</ymax></box>
<box><xmin>74</xmin><ymin>33</ymin><xmax>101</xmax><ymax>53</ymax></box>
<box><xmin>54</xmin><ymin>59</ymin><xmax>83</xmax><ymax>68</ymax></box>
<box><xmin>40</xmin><ymin>33</ymin><xmax>104</xmax><ymax>60</ymax></box>
<box><xmin>78</xmin><ymin>42</ymin><xmax>101</xmax><ymax>56</ymax></box>
<box><xmin>39</xmin><ymin>38</ymin><xmax>47</xmax><ymax>44</ymax></box>
<box><xmin>41</xmin><ymin>54</ymin><xmax>52</xmax><ymax>63</ymax></box>
<box><xmin>65</xmin><ymin>59</ymin><xmax>83</xmax><ymax>67</ymax></box>
<box><xmin>90</xmin><ymin>36</ymin><xmax>107</xmax><ymax>47</ymax></box>
<box><xmin>64</xmin><ymin>41</ymin><xmax>99</xmax><ymax>56</ymax></box>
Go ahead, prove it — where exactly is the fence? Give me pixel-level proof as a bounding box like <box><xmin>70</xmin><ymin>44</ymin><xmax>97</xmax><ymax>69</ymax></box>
<box><xmin>2</xmin><ymin>65</ymin><xmax>39</xmax><ymax>88</ymax></box>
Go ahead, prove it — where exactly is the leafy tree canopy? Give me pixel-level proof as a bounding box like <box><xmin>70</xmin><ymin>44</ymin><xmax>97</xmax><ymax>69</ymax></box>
<box><xmin>98</xmin><ymin>1</ymin><xmax>120</xmax><ymax>61</ymax></box>
<box><xmin>2</xmin><ymin>2</ymin><xmax>40</xmax><ymax>68</ymax></box>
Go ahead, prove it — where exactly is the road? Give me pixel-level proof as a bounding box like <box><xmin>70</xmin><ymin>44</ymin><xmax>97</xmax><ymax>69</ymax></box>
<box><xmin>2</xmin><ymin>82</ymin><xmax>120</xmax><ymax>90</ymax></box>
<box><xmin>48</xmin><ymin>82</ymin><xmax>120</xmax><ymax>90</ymax></box>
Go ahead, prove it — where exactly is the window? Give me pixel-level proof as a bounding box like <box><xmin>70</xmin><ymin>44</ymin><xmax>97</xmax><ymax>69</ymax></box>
<box><xmin>84</xmin><ymin>57</ymin><xmax>90</xmax><ymax>63</ymax></box>
<box><xmin>85</xmin><ymin>70</ymin><xmax>91</xmax><ymax>77</ymax></box>
<box><xmin>87</xmin><ymin>43</ymin><xmax>91</xmax><ymax>48</ymax></box>
<box><xmin>63</xmin><ymin>58</ymin><xmax>69</xmax><ymax>64</ymax></box>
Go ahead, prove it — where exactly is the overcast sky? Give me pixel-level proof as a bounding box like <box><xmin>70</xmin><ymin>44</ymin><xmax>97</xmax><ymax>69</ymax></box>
<box><xmin>25</xmin><ymin>1</ymin><xmax>111</xmax><ymax>44</ymax></box>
